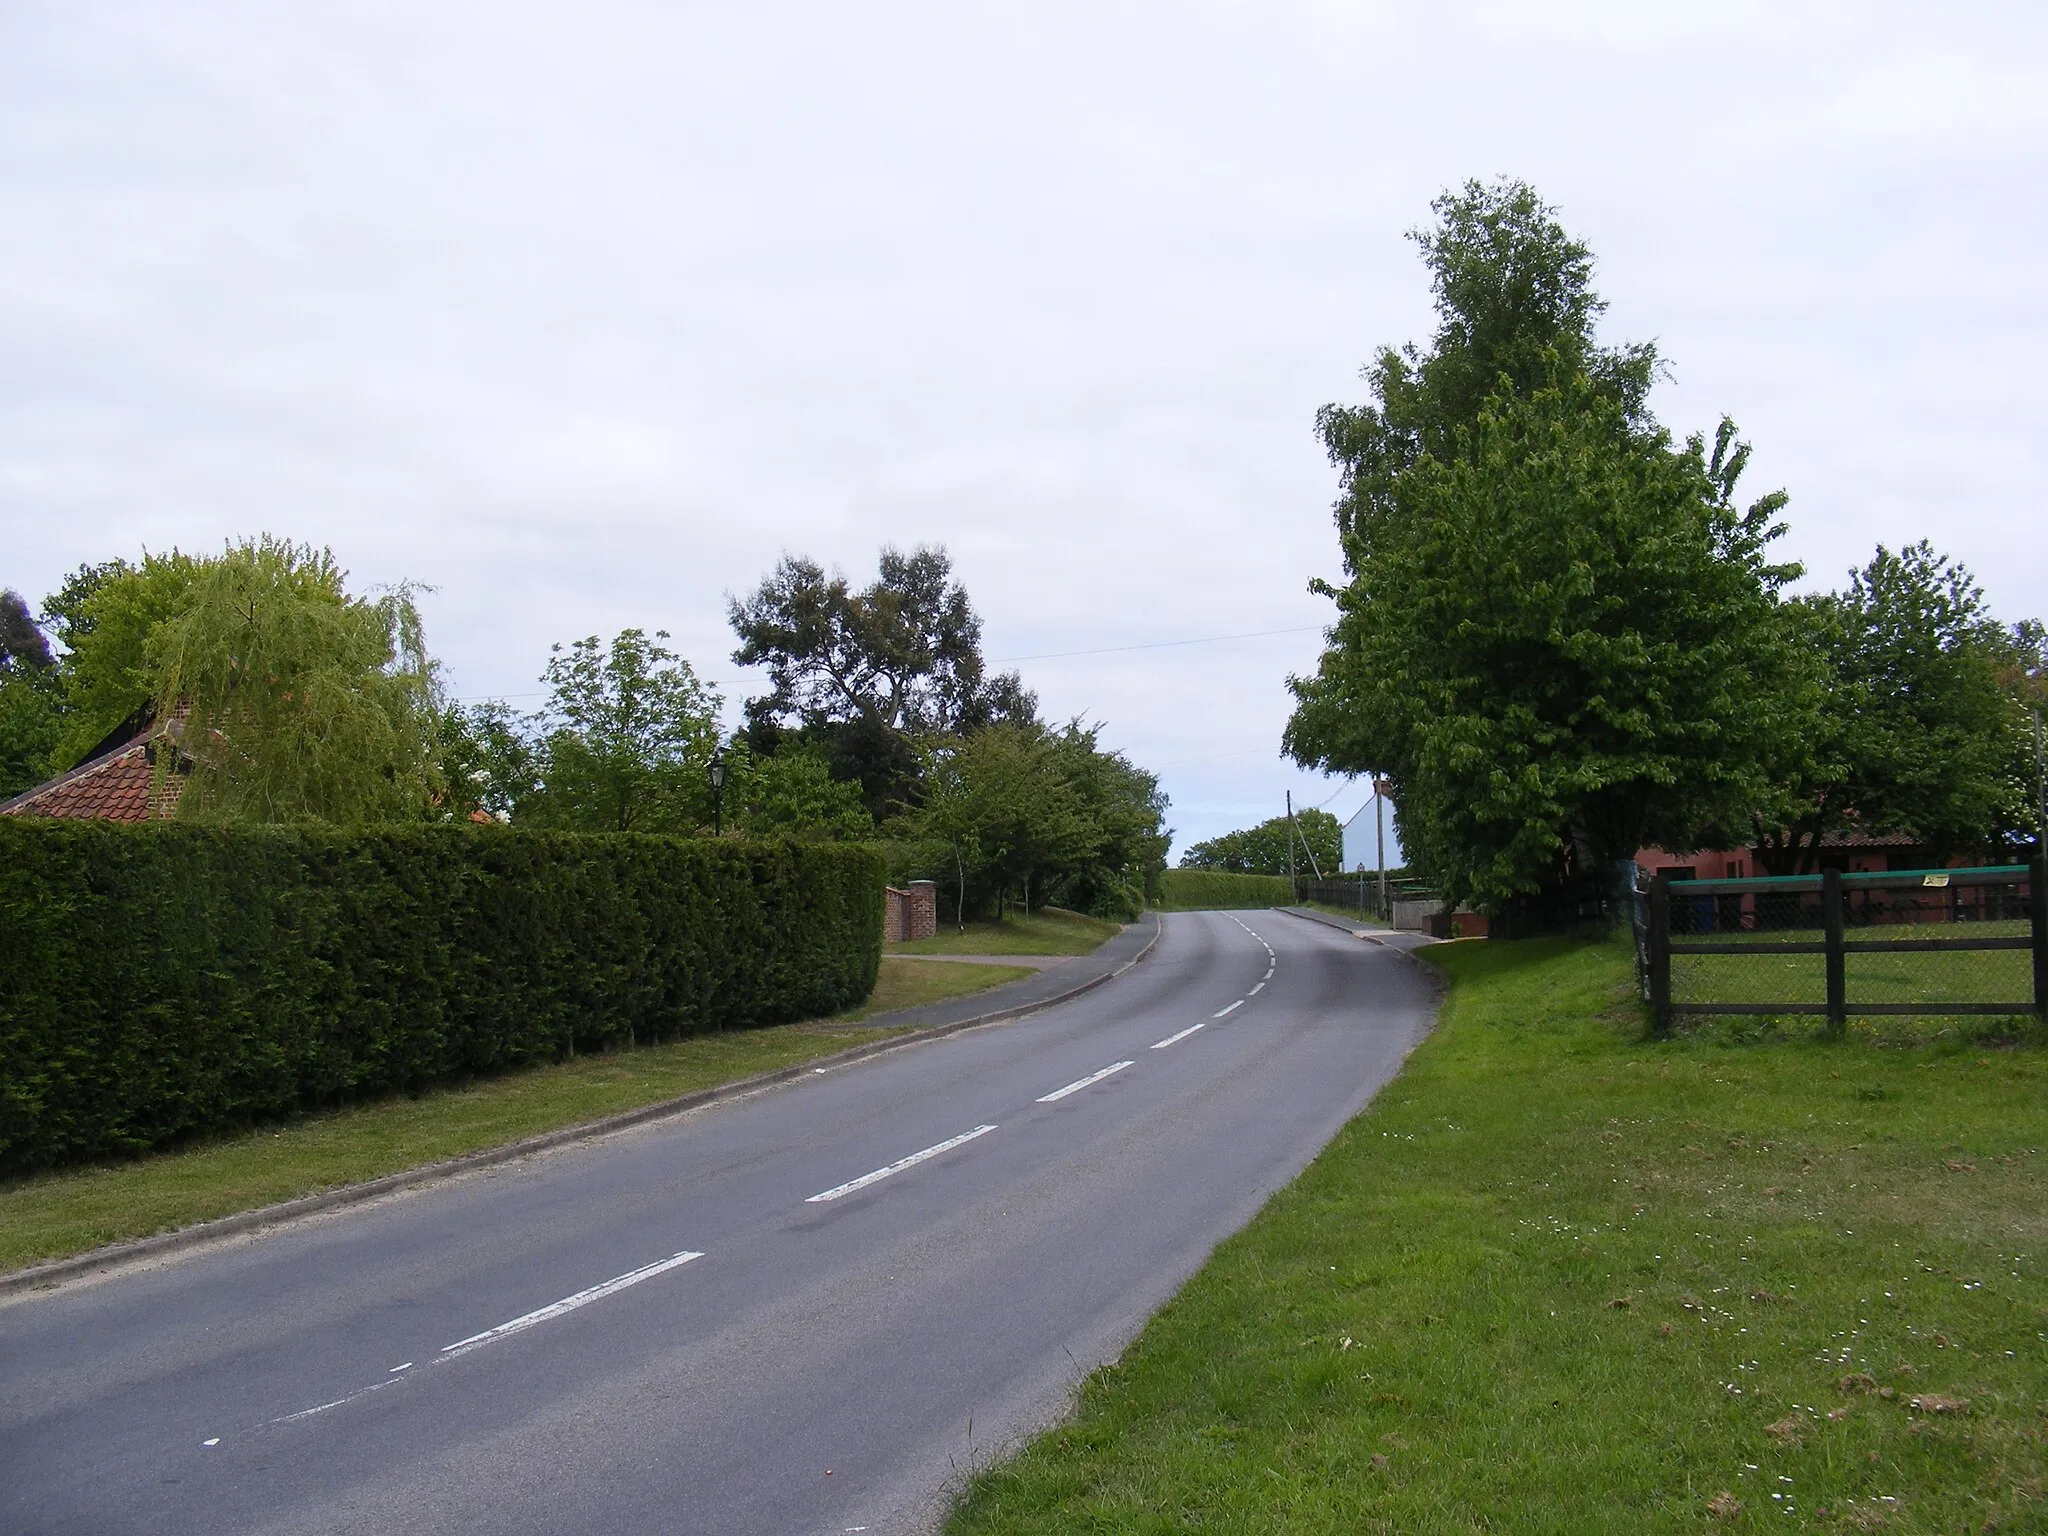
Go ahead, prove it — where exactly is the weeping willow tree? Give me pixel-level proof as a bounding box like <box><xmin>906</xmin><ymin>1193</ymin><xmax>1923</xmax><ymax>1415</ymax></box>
<box><xmin>147</xmin><ymin>537</ymin><xmax>442</xmax><ymax>825</ymax></box>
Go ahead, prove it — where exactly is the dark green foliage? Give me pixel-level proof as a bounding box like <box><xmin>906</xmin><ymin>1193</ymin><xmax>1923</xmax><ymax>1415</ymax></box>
<box><xmin>1155</xmin><ymin>869</ymin><xmax>1295</xmax><ymax>910</ymax></box>
<box><xmin>1753</xmin><ymin>543</ymin><xmax>2039</xmax><ymax>872</ymax></box>
<box><xmin>0</xmin><ymin>590</ymin><xmax>52</xmax><ymax>674</ymax></box>
<box><xmin>1180</xmin><ymin>808</ymin><xmax>1340</xmax><ymax>876</ymax></box>
<box><xmin>895</xmin><ymin>721</ymin><xmax>1169</xmax><ymax>922</ymax></box>
<box><xmin>0</xmin><ymin>820</ymin><xmax>883</xmax><ymax>1175</ymax></box>
<box><xmin>1289</xmin><ymin>180</ymin><xmax>1798</xmax><ymax>911</ymax></box>
<box><xmin>729</xmin><ymin>544</ymin><xmax>1037</xmax><ymax>817</ymax></box>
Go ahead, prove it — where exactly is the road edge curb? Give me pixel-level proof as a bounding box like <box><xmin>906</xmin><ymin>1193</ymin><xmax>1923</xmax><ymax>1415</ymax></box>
<box><xmin>1</xmin><ymin>915</ymin><xmax>1163</xmax><ymax>1300</ymax></box>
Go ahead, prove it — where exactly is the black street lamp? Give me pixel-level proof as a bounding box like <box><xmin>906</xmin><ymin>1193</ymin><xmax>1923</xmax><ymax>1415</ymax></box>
<box><xmin>708</xmin><ymin>748</ymin><xmax>727</xmax><ymax>836</ymax></box>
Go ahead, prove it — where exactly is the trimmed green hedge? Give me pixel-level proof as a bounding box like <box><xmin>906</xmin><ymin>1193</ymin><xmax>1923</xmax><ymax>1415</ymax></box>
<box><xmin>0</xmin><ymin>821</ymin><xmax>883</xmax><ymax>1176</ymax></box>
<box><xmin>1155</xmin><ymin>869</ymin><xmax>1297</xmax><ymax>911</ymax></box>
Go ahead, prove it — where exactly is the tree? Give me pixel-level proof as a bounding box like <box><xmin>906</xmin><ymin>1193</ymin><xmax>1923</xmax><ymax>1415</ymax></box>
<box><xmin>436</xmin><ymin>699</ymin><xmax>539</xmax><ymax>823</ymax></box>
<box><xmin>895</xmin><ymin>720</ymin><xmax>1168</xmax><ymax>921</ymax></box>
<box><xmin>0</xmin><ymin>588</ymin><xmax>61</xmax><ymax>796</ymax></box>
<box><xmin>146</xmin><ymin>538</ymin><xmax>440</xmax><ymax>825</ymax></box>
<box><xmin>724</xmin><ymin>741</ymin><xmax>875</xmax><ymax>840</ymax></box>
<box><xmin>1287</xmin><ymin>182</ymin><xmax>1801</xmax><ymax>910</ymax></box>
<box><xmin>1181</xmin><ymin>808</ymin><xmax>1341</xmax><ymax>877</ymax></box>
<box><xmin>48</xmin><ymin>552</ymin><xmax>203</xmax><ymax>766</ymax></box>
<box><xmin>1751</xmin><ymin>543</ymin><xmax>2035</xmax><ymax>870</ymax></box>
<box><xmin>0</xmin><ymin>589</ymin><xmax>52</xmax><ymax>675</ymax></box>
<box><xmin>1314</xmin><ymin>178</ymin><xmax>1658</xmax><ymax>558</ymax></box>
<box><xmin>517</xmin><ymin>629</ymin><xmax>721</xmax><ymax>833</ymax></box>
<box><xmin>729</xmin><ymin>545</ymin><xmax>1036</xmax><ymax>815</ymax></box>
<box><xmin>1039</xmin><ymin>722</ymin><xmax>1171</xmax><ymax>916</ymax></box>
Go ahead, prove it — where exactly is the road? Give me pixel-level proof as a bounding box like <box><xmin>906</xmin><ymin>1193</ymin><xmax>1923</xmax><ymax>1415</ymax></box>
<box><xmin>2</xmin><ymin>909</ymin><xmax>1438</xmax><ymax>1536</ymax></box>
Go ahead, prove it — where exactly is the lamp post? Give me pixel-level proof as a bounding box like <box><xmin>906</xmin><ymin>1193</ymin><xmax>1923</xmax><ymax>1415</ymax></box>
<box><xmin>708</xmin><ymin>748</ymin><xmax>727</xmax><ymax>836</ymax></box>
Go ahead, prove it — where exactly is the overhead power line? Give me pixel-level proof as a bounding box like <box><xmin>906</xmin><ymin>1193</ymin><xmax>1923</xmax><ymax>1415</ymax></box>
<box><xmin>989</xmin><ymin>626</ymin><xmax>1322</xmax><ymax>665</ymax></box>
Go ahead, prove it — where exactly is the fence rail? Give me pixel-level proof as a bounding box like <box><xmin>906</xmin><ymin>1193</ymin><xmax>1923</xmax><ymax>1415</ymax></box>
<box><xmin>1635</xmin><ymin>858</ymin><xmax>2046</xmax><ymax>1035</ymax></box>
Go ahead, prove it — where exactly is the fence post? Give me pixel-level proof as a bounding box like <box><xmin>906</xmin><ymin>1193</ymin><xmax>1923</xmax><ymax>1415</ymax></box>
<box><xmin>1823</xmin><ymin>867</ymin><xmax>1847</xmax><ymax>1039</ymax></box>
<box><xmin>2033</xmin><ymin>854</ymin><xmax>2047</xmax><ymax>1019</ymax></box>
<box><xmin>1649</xmin><ymin>871</ymin><xmax>1672</xmax><ymax>1037</ymax></box>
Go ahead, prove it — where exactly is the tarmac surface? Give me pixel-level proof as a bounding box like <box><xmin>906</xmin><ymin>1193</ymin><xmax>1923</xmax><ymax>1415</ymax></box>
<box><xmin>1</xmin><ymin>908</ymin><xmax>1439</xmax><ymax>1536</ymax></box>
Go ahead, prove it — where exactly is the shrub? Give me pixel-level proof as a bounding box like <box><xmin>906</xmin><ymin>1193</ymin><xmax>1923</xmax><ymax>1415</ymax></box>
<box><xmin>0</xmin><ymin>821</ymin><xmax>883</xmax><ymax>1175</ymax></box>
<box><xmin>1155</xmin><ymin>868</ymin><xmax>1296</xmax><ymax>911</ymax></box>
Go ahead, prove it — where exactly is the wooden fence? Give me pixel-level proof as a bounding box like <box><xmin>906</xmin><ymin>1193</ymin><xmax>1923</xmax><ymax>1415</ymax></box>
<box><xmin>1636</xmin><ymin>858</ymin><xmax>2046</xmax><ymax>1036</ymax></box>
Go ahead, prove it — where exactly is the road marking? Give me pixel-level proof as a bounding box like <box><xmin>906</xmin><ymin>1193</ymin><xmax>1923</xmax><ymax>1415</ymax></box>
<box><xmin>806</xmin><ymin>1125</ymin><xmax>997</xmax><ymax>1203</ymax></box>
<box><xmin>1213</xmin><ymin>999</ymin><xmax>1243</xmax><ymax>1018</ymax></box>
<box><xmin>388</xmin><ymin>1362</ymin><xmax>413</xmax><ymax>1373</ymax></box>
<box><xmin>1150</xmin><ymin>1022</ymin><xmax>1206</xmax><ymax>1049</ymax></box>
<box><xmin>441</xmin><ymin>1249</ymin><xmax>704</xmax><ymax>1357</ymax></box>
<box><xmin>1036</xmin><ymin>1060</ymin><xmax>1135</xmax><ymax>1102</ymax></box>
<box><xmin>1249</xmin><ymin>981</ymin><xmax>1265</xmax><ymax>995</ymax></box>
<box><xmin>202</xmin><ymin>1438</ymin><xmax>220</xmax><ymax>1447</ymax></box>
<box><xmin>1263</xmin><ymin>966</ymin><xmax>1274</xmax><ymax>980</ymax></box>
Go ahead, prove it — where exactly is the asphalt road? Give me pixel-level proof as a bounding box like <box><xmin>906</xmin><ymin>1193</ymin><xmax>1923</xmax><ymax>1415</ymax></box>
<box><xmin>2</xmin><ymin>909</ymin><xmax>1439</xmax><ymax>1536</ymax></box>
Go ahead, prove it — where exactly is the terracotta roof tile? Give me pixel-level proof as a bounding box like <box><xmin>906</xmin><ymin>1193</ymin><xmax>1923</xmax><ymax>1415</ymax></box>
<box><xmin>1</xmin><ymin>739</ymin><xmax>183</xmax><ymax>822</ymax></box>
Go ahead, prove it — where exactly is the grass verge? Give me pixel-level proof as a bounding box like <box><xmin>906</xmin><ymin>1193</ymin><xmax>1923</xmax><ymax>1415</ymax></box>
<box><xmin>890</xmin><ymin>906</ymin><xmax>1123</xmax><ymax>956</ymax></box>
<box><xmin>946</xmin><ymin>938</ymin><xmax>2048</xmax><ymax>1534</ymax></box>
<box><xmin>1</xmin><ymin>956</ymin><xmax>1029</xmax><ymax>1275</ymax></box>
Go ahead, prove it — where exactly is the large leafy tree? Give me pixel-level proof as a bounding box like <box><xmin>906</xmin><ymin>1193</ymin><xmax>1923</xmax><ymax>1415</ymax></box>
<box><xmin>1180</xmin><ymin>808</ymin><xmax>1341</xmax><ymax>877</ymax></box>
<box><xmin>729</xmin><ymin>544</ymin><xmax>1036</xmax><ymax>814</ymax></box>
<box><xmin>897</xmin><ymin>720</ymin><xmax>1167</xmax><ymax>921</ymax></box>
<box><xmin>1287</xmin><ymin>181</ymin><xmax>1799</xmax><ymax>910</ymax></box>
<box><xmin>1752</xmin><ymin>543</ymin><xmax>2036</xmax><ymax>871</ymax></box>
<box><xmin>516</xmin><ymin>629</ymin><xmax>721</xmax><ymax>834</ymax></box>
<box><xmin>149</xmin><ymin>537</ymin><xmax>442</xmax><ymax>825</ymax></box>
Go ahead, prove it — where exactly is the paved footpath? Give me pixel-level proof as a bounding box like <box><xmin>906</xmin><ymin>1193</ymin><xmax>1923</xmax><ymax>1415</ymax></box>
<box><xmin>2</xmin><ymin>910</ymin><xmax>1439</xmax><ymax>1536</ymax></box>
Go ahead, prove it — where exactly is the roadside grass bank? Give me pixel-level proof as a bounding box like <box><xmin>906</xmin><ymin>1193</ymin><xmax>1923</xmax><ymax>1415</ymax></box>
<box><xmin>890</xmin><ymin>906</ymin><xmax>1122</xmax><ymax>956</ymax></box>
<box><xmin>0</xmin><ymin>957</ymin><xmax>1027</xmax><ymax>1274</ymax></box>
<box><xmin>946</xmin><ymin>939</ymin><xmax>2048</xmax><ymax>1534</ymax></box>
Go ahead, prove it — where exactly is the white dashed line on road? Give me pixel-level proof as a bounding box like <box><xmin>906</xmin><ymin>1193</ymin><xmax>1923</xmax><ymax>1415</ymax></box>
<box><xmin>1037</xmin><ymin>1061</ymin><xmax>1135</xmax><ymax>1103</ymax></box>
<box><xmin>1213</xmin><ymin>1000</ymin><xmax>1242</xmax><ymax>1018</ymax></box>
<box><xmin>805</xmin><ymin>1125</ymin><xmax>998</xmax><ymax>1203</ymax></box>
<box><xmin>1150</xmin><ymin>1022</ymin><xmax>1207</xmax><ymax>1050</ymax></box>
<box><xmin>441</xmin><ymin>1250</ymin><xmax>705</xmax><ymax>1358</ymax></box>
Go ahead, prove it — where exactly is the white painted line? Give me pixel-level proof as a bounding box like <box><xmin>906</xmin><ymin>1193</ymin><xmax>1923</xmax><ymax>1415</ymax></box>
<box><xmin>1036</xmin><ymin>1060</ymin><xmax>1135</xmax><ymax>1103</ymax></box>
<box><xmin>388</xmin><ymin>1362</ymin><xmax>413</xmax><ymax>1373</ymax></box>
<box><xmin>1249</xmin><ymin>981</ymin><xmax>1265</xmax><ymax>995</ymax></box>
<box><xmin>1150</xmin><ymin>1022</ymin><xmax>1207</xmax><ymax>1050</ymax></box>
<box><xmin>440</xmin><ymin>1249</ymin><xmax>704</xmax><ymax>1357</ymax></box>
<box><xmin>1213</xmin><ymin>1000</ymin><xmax>1243</xmax><ymax>1018</ymax></box>
<box><xmin>1263</xmin><ymin>967</ymin><xmax>1274</xmax><ymax>980</ymax></box>
<box><xmin>806</xmin><ymin>1125</ymin><xmax>997</xmax><ymax>1203</ymax></box>
<box><xmin>202</xmin><ymin>1438</ymin><xmax>220</xmax><ymax>1447</ymax></box>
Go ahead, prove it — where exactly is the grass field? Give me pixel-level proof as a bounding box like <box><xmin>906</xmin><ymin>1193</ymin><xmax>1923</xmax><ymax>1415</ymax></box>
<box><xmin>890</xmin><ymin>906</ymin><xmax>1123</xmax><ymax>956</ymax></box>
<box><xmin>946</xmin><ymin>938</ymin><xmax>2048</xmax><ymax>1534</ymax></box>
<box><xmin>0</xmin><ymin>956</ymin><xmax>1029</xmax><ymax>1275</ymax></box>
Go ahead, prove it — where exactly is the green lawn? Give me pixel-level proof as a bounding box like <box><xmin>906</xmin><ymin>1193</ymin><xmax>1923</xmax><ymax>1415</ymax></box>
<box><xmin>889</xmin><ymin>906</ymin><xmax>1123</xmax><ymax>956</ymax></box>
<box><xmin>947</xmin><ymin>938</ymin><xmax>2048</xmax><ymax>1534</ymax></box>
<box><xmin>1</xmin><ymin>956</ymin><xmax>1029</xmax><ymax>1275</ymax></box>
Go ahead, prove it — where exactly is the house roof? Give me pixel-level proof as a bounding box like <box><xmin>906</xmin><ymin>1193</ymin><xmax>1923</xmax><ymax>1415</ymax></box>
<box><xmin>0</xmin><ymin>729</ymin><xmax>183</xmax><ymax>822</ymax></box>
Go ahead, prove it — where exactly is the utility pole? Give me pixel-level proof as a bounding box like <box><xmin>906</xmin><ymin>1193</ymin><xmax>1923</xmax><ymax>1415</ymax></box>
<box><xmin>1285</xmin><ymin>790</ymin><xmax>1297</xmax><ymax>890</ymax></box>
<box><xmin>2036</xmin><ymin>707</ymin><xmax>2045</xmax><ymax>854</ymax></box>
<box><xmin>1375</xmin><ymin>778</ymin><xmax>1388</xmax><ymax>922</ymax></box>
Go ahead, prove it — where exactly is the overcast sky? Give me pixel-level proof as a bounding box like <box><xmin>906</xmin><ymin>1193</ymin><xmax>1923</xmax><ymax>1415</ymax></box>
<box><xmin>3</xmin><ymin>1</ymin><xmax>2042</xmax><ymax>855</ymax></box>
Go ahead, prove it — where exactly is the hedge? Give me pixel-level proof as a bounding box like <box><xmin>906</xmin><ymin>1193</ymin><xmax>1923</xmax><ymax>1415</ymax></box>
<box><xmin>0</xmin><ymin>821</ymin><xmax>884</xmax><ymax>1176</ymax></box>
<box><xmin>1155</xmin><ymin>868</ymin><xmax>1297</xmax><ymax>911</ymax></box>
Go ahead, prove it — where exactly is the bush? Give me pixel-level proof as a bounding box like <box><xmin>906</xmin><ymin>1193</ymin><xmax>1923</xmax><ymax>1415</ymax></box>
<box><xmin>1155</xmin><ymin>869</ymin><xmax>1296</xmax><ymax>911</ymax></box>
<box><xmin>0</xmin><ymin>821</ymin><xmax>883</xmax><ymax>1175</ymax></box>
